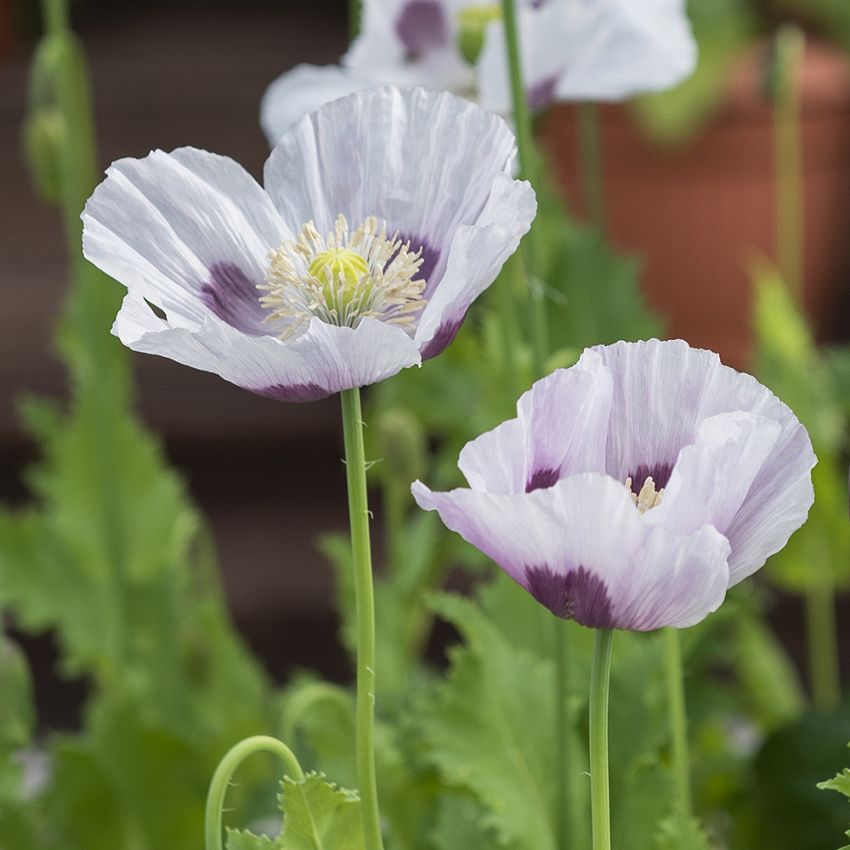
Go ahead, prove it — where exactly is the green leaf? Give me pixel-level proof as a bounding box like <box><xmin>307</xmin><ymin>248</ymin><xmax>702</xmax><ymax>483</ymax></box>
<box><xmin>819</xmin><ymin>744</ymin><xmax>850</xmax><ymax>850</ymax></box>
<box><xmin>654</xmin><ymin>815</ymin><xmax>714</xmax><ymax>850</ymax></box>
<box><xmin>752</xmin><ymin>264</ymin><xmax>850</xmax><ymax>591</ymax></box>
<box><xmin>431</xmin><ymin>794</ymin><xmax>510</xmax><ymax>850</ymax></box>
<box><xmin>423</xmin><ymin>592</ymin><xmax>557</xmax><ymax>850</ymax></box>
<box><xmin>752</xmin><ymin>705</ymin><xmax>850</xmax><ymax>849</ymax></box>
<box><xmin>277</xmin><ymin>773</ymin><xmax>364</xmax><ymax>850</ymax></box>
<box><xmin>226</xmin><ymin>828</ymin><xmax>277</xmax><ymax>850</ymax></box>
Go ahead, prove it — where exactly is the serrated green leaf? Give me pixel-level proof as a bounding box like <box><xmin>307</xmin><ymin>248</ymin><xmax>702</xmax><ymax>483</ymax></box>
<box><xmin>424</xmin><ymin>592</ymin><xmax>557</xmax><ymax>850</ymax></box>
<box><xmin>654</xmin><ymin>814</ymin><xmax>714</xmax><ymax>850</ymax></box>
<box><xmin>431</xmin><ymin>794</ymin><xmax>510</xmax><ymax>850</ymax></box>
<box><xmin>226</xmin><ymin>828</ymin><xmax>277</xmax><ymax>850</ymax></box>
<box><xmin>819</xmin><ymin>769</ymin><xmax>850</xmax><ymax>800</ymax></box>
<box><xmin>277</xmin><ymin>773</ymin><xmax>364</xmax><ymax>850</ymax></box>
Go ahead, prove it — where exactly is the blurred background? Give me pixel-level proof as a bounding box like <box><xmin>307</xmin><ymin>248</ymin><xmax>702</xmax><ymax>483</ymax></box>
<box><xmin>1</xmin><ymin>0</ymin><xmax>849</xmax><ymax>731</ymax></box>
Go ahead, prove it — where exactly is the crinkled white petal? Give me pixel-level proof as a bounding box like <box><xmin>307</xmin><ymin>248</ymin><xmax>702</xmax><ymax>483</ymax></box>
<box><xmin>82</xmin><ymin>147</ymin><xmax>288</xmax><ymax>331</ymax></box>
<box><xmin>260</xmin><ymin>64</ymin><xmax>376</xmax><ymax>146</ymax></box>
<box><xmin>412</xmin><ymin>473</ymin><xmax>730</xmax><ymax>630</ymax></box>
<box><xmin>113</xmin><ymin>293</ymin><xmax>421</xmax><ymax>400</ymax></box>
<box><xmin>263</xmin><ymin>86</ymin><xmax>533</xmax><ymax>355</ymax></box>
<box><xmin>580</xmin><ymin>338</ymin><xmax>816</xmax><ymax>585</ymax></box>
<box><xmin>458</xmin><ymin>357</ymin><xmax>612</xmax><ymax>494</ymax></box>
<box><xmin>648</xmin><ymin>411</ymin><xmax>782</xmax><ymax>536</ymax></box>
<box><xmin>479</xmin><ymin>0</ymin><xmax>697</xmax><ymax>112</ymax></box>
<box><xmin>413</xmin><ymin>171</ymin><xmax>536</xmax><ymax>353</ymax></box>
<box><xmin>264</xmin><ymin>86</ymin><xmax>518</xmax><ymax>255</ymax></box>
<box><xmin>344</xmin><ymin>0</ymin><xmax>472</xmax><ymax>92</ymax></box>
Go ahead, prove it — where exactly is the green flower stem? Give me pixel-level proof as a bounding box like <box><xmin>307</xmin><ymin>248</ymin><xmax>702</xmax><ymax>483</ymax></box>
<box><xmin>773</xmin><ymin>25</ymin><xmax>805</xmax><ymax>304</ymax></box>
<box><xmin>589</xmin><ymin>628</ymin><xmax>613</xmax><ymax>850</ymax></box>
<box><xmin>555</xmin><ymin>619</ymin><xmax>583</xmax><ymax>850</ymax></box>
<box><xmin>806</xmin><ymin>580</ymin><xmax>841</xmax><ymax>712</ymax></box>
<box><xmin>578</xmin><ymin>102</ymin><xmax>606</xmax><ymax>233</ymax></box>
<box><xmin>340</xmin><ymin>387</ymin><xmax>384</xmax><ymax>850</ymax></box>
<box><xmin>349</xmin><ymin>0</ymin><xmax>361</xmax><ymax>39</ymax></box>
<box><xmin>500</xmin><ymin>0</ymin><xmax>548</xmax><ymax>379</ymax></box>
<box><xmin>771</xmin><ymin>26</ymin><xmax>841</xmax><ymax>710</ymax></box>
<box><xmin>205</xmin><ymin>736</ymin><xmax>304</xmax><ymax>850</ymax></box>
<box><xmin>664</xmin><ymin>628</ymin><xmax>693</xmax><ymax>827</ymax></box>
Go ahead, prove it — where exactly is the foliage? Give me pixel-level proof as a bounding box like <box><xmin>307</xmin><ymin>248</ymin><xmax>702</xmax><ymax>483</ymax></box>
<box><xmin>753</xmin><ymin>264</ymin><xmax>850</xmax><ymax>592</ymax></box>
<box><xmin>819</xmin><ymin>743</ymin><xmax>850</xmax><ymax>850</ymax></box>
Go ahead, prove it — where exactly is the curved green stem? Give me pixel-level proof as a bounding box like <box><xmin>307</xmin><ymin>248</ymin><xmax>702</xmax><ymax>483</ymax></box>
<box><xmin>590</xmin><ymin>628</ymin><xmax>613</xmax><ymax>850</ymax></box>
<box><xmin>664</xmin><ymin>629</ymin><xmax>692</xmax><ymax>827</ymax></box>
<box><xmin>205</xmin><ymin>736</ymin><xmax>304</xmax><ymax>850</ymax></box>
<box><xmin>500</xmin><ymin>0</ymin><xmax>548</xmax><ymax>378</ymax></box>
<box><xmin>341</xmin><ymin>388</ymin><xmax>384</xmax><ymax>850</ymax></box>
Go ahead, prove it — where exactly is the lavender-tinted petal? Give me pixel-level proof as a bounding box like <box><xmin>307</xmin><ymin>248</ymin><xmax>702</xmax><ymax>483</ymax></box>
<box><xmin>260</xmin><ymin>64</ymin><xmax>375</xmax><ymax>146</ymax></box>
<box><xmin>394</xmin><ymin>0</ymin><xmax>449</xmax><ymax>56</ymax></box>
<box><xmin>264</xmin><ymin>87</ymin><xmax>528</xmax><ymax>319</ymax></box>
<box><xmin>585</xmin><ymin>338</ymin><xmax>816</xmax><ymax>585</ymax></box>
<box><xmin>113</xmin><ymin>294</ymin><xmax>421</xmax><ymax>399</ymax></box>
<box><xmin>83</xmin><ymin>147</ymin><xmax>288</xmax><ymax>331</ymax></box>
<box><xmin>414</xmin><ymin>171</ymin><xmax>536</xmax><ymax>356</ymax></box>
<box><xmin>648</xmin><ymin>411</ymin><xmax>782</xmax><ymax>539</ymax></box>
<box><xmin>458</xmin><ymin>418</ymin><xmax>526</xmax><ymax>495</ymax></box>
<box><xmin>412</xmin><ymin>473</ymin><xmax>730</xmax><ymax>630</ymax></box>
<box><xmin>517</xmin><ymin>359</ymin><xmax>612</xmax><ymax>490</ymax></box>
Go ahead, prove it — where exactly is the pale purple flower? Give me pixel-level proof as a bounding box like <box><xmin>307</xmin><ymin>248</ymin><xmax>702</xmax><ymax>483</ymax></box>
<box><xmin>413</xmin><ymin>339</ymin><xmax>816</xmax><ymax>630</ymax></box>
<box><xmin>82</xmin><ymin>87</ymin><xmax>535</xmax><ymax>402</ymax></box>
<box><xmin>261</xmin><ymin>0</ymin><xmax>697</xmax><ymax>144</ymax></box>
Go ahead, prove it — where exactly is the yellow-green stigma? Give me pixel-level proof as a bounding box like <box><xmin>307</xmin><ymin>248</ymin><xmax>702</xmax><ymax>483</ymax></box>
<box><xmin>457</xmin><ymin>4</ymin><xmax>501</xmax><ymax>65</ymax></box>
<box><xmin>260</xmin><ymin>214</ymin><xmax>427</xmax><ymax>339</ymax></box>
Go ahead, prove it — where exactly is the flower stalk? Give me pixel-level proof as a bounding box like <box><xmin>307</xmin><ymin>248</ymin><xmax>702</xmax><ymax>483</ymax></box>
<box><xmin>664</xmin><ymin>628</ymin><xmax>693</xmax><ymax>828</ymax></box>
<box><xmin>341</xmin><ymin>387</ymin><xmax>384</xmax><ymax>850</ymax></box>
<box><xmin>205</xmin><ymin>736</ymin><xmax>304</xmax><ymax>850</ymax></box>
<box><xmin>589</xmin><ymin>628</ymin><xmax>613</xmax><ymax>850</ymax></box>
<box><xmin>500</xmin><ymin>0</ymin><xmax>548</xmax><ymax>378</ymax></box>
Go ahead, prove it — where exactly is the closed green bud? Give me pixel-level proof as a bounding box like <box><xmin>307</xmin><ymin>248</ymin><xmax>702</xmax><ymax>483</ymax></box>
<box><xmin>457</xmin><ymin>4</ymin><xmax>501</xmax><ymax>66</ymax></box>
<box><xmin>23</xmin><ymin>107</ymin><xmax>65</xmax><ymax>204</ymax></box>
<box><xmin>376</xmin><ymin>407</ymin><xmax>426</xmax><ymax>486</ymax></box>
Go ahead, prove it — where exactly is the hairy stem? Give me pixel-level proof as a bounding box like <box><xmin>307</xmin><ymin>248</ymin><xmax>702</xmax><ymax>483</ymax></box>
<box><xmin>500</xmin><ymin>0</ymin><xmax>548</xmax><ymax>378</ymax></box>
<box><xmin>205</xmin><ymin>736</ymin><xmax>304</xmax><ymax>850</ymax></box>
<box><xmin>590</xmin><ymin>628</ymin><xmax>613</xmax><ymax>850</ymax></box>
<box><xmin>341</xmin><ymin>387</ymin><xmax>384</xmax><ymax>850</ymax></box>
<box><xmin>664</xmin><ymin>628</ymin><xmax>693</xmax><ymax>827</ymax></box>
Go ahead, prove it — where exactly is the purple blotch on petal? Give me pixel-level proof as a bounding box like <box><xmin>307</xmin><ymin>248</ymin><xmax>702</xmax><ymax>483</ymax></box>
<box><xmin>627</xmin><ymin>462</ymin><xmax>674</xmax><ymax>492</ymax></box>
<box><xmin>420</xmin><ymin>317</ymin><xmax>465</xmax><ymax>360</ymax></box>
<box><xmin>397</xmin><ymin>232</ymin><xmax>442</xmax><ymax>296</ymax></box>
<box><xmin>201</xmin><ymin>262</ymin><xmax>268</xmax><ymax>336</ymax></box>
<box><xmin>525</xmin><ymin>565</ymin><xmax>616</xmax><ymax>628</ymax></box>
<box><xmin>252</xmin><ymin>382</ymin><xmax>331</xmax><ymax>403</ymax></box>
<box><xmin>526</xmin><ymin>467</ymin><xmax>560</xmax><ymax>493</ymax></box>
<box><xmin>527</xmin><ymin>75</ymin><xmax>559</xmax><ymax>112</ymax></box>
<box><xmin>395</xmin><ymin>0</ymin><xmax>449</xmax><ymax>57</ymax></box>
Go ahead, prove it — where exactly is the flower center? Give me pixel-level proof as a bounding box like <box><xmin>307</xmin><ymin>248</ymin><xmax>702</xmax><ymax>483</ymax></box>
<box><xmin>625</xmin><ymin>476</ymin><xmax>664</xmax><ymax>513</ymax></box>
<box><xmin>260</xmin><ymin>214</ymin><xmax>427</xmax><ymax>339</ymax></box>
<box><xmin>457</xmin><ymin>4</ymin><xmax>501</xmax><ymax>64</ymax></box>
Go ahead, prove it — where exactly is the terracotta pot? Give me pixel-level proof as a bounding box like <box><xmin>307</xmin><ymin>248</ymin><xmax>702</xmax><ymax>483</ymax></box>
<box><xmin>539</xmin><ymin>40</ymin><xmax>850</xmax><ymax>367</ymax></box>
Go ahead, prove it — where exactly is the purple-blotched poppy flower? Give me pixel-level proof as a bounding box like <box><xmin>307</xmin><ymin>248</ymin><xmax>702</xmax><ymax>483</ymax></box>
<box><xmin>261</xmin><ymin>0</ymin><xmax>697</xmax><ymax>144</ymax></box>
<box><xmin>82</xmin><ymin>87</ymin><xmax>536</xmax><ymax>402</ymax></box>
<box><xmin>413</xmin><ymin>339</ymin><xmax>816</xmax><ymax>630</ymax></box>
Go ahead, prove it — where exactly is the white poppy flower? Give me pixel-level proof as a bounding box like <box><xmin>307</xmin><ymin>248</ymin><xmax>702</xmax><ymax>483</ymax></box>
<box><xmin>83</xmin><ymin>87</ymin><xmax>536</xmax><ymax>402</ymax></box>
<box><xmin>261</xmin><ymin>0</ymin><xmax>697</xmax><ymax>144</ymax></box>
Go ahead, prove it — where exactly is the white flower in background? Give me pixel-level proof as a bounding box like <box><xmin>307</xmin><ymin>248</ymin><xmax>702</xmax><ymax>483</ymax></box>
<box><xmin>82</xmin><ymin>87</ymin><xmax>536</xmax><ymax>402</ymax></box>
<box><xmin>261</xmin><ymin>0</ymin><xmax>697</xmax><ymax>144</ymax></box>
